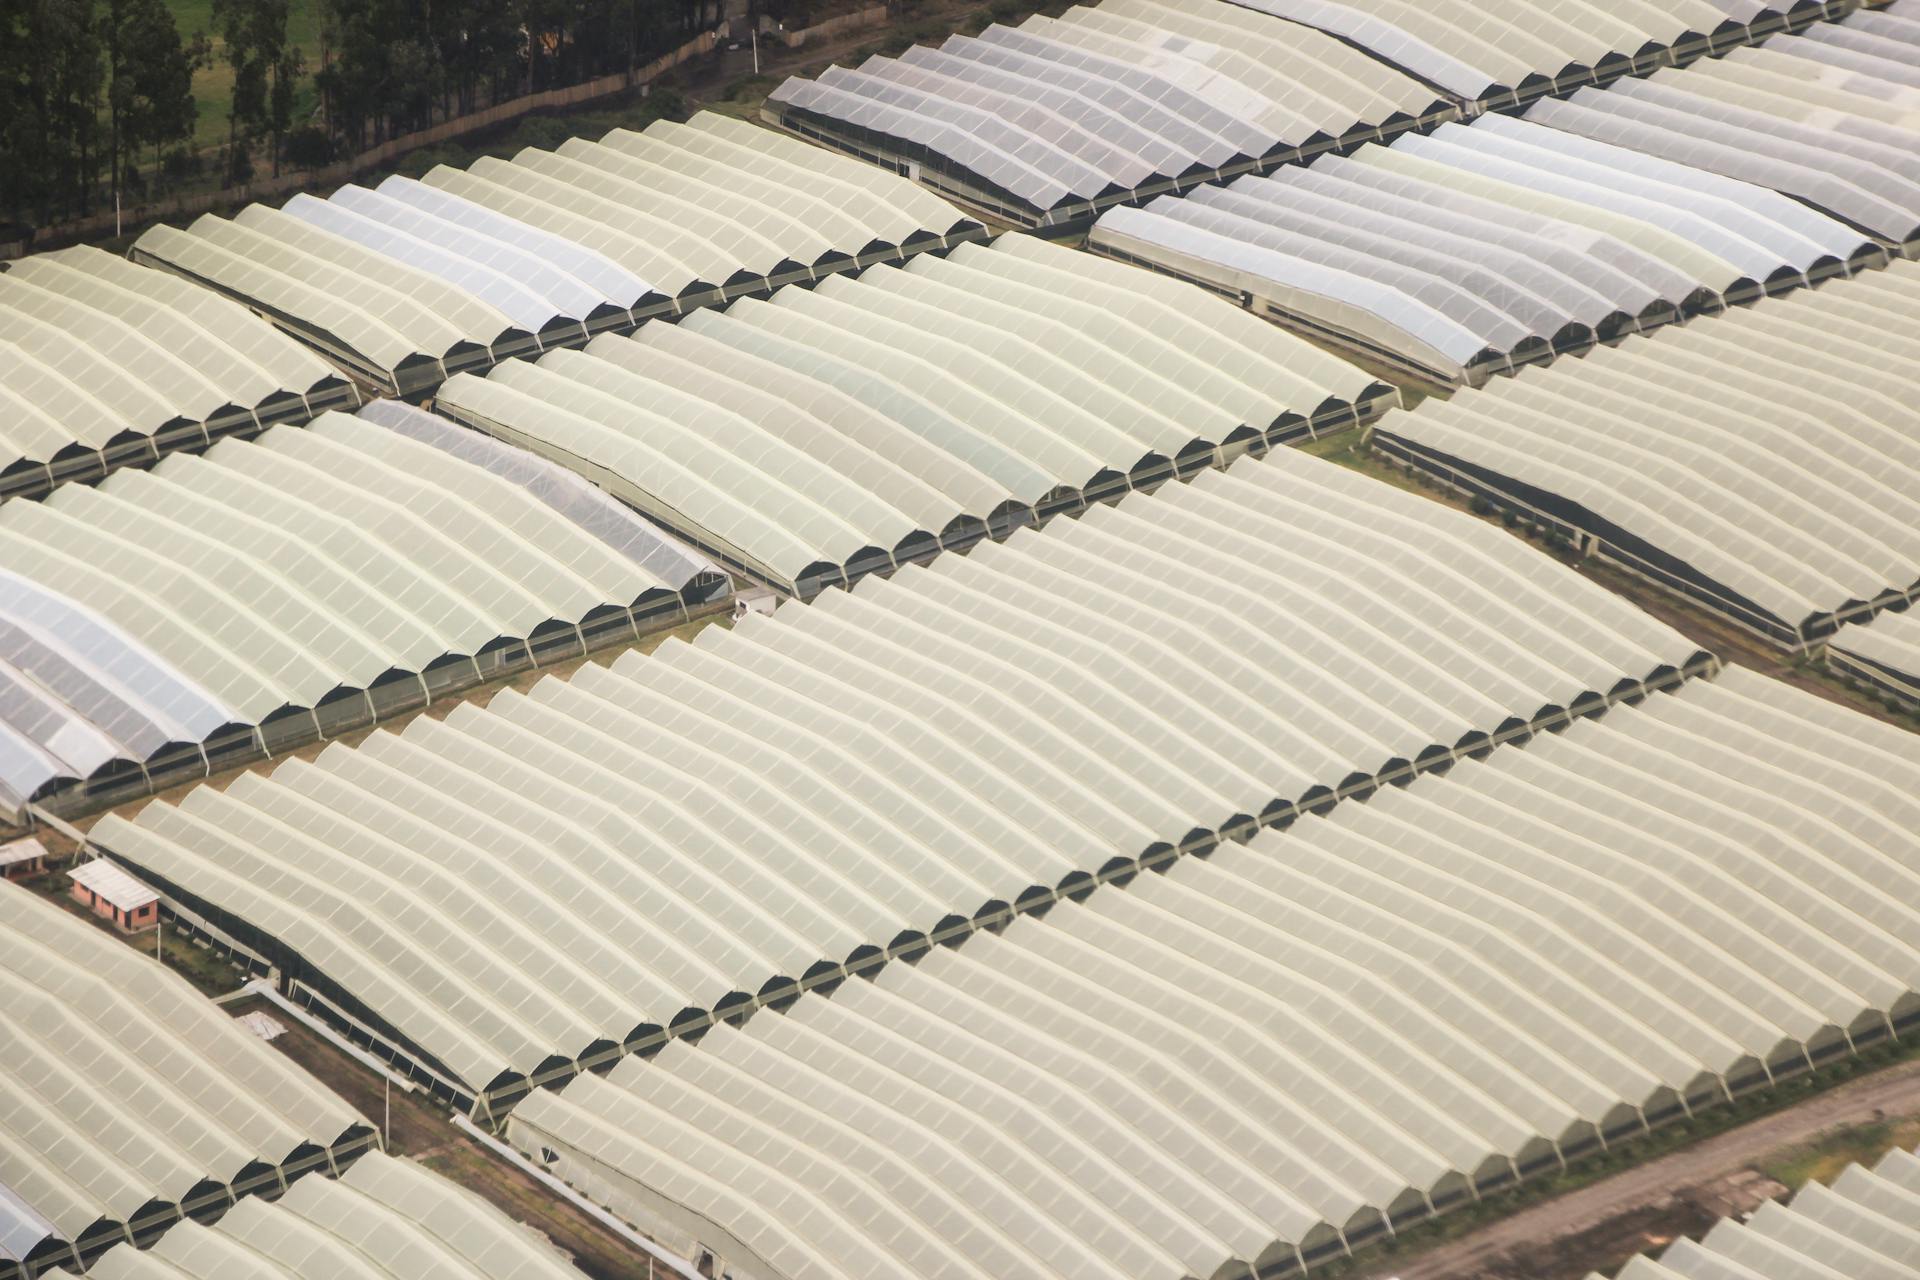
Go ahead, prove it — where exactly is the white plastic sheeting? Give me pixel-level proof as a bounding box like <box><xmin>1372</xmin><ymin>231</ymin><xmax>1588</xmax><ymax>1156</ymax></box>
<box><xmin>1831</xmin><ymin>608</ymin><xmax>1920</xmax><ymax>709</ymax></box>
<box><xmin>84</xmin><ymin>1153</ymin><xmax>586</xmax><ymax>1280</ymax></box>
<box><xmin>0</xmin><ymin>403</ymin><xmax>711</xmax><ymax>821</ymax></box>
<box><xmin>1224</xmin><ymin>0</ymin><xmax>1821</xmax><ymax>102</ymax></box>
<box><xmin>95</xmin><ymin>447</ymin><xmax>1697</xmax><ymax>1102</ymax></box>
<box><xmin>1087</xmin><ymin>112</ymin><xmax>1868</xmax><ymax>385</ymax></box>
<box><xmin>434</xmin><ymin>233</ymin><xmax>1386</xmax><ymax>592</ymax></box>
<box><xmin>767</xmin><ymin>0</ymin><xmax>1445</xmax><ymax>221</ymax></box>
<box><xmin>354</xmin><ymin>400</ymin><xmax>716</xmax><ymax>590</ymax></box>
<box><xmin>1601</xmin><ymin>1146</ymin><xmax>1920</xmax><ymax>1280</ymax></box>
<box><xmin>130</xmin><ymin>113</ymin><xmax>976</xmax><ymax>391</ymax></box>
<box><xmin>507</xmin><ymin>667</ymin><xmax>1920</xmax><ymax>1280</ymax></box>
<box><xmin>0</xmin><ymin>246</ymin><xmax>347</xmax><ymax>490</ymax></box>
<box><xmin>1529</xmin><ymin>28</ymin><xmax>1920</xmax><ymax>243</ymax></box>
<box><xmin>1379</xmin><ymin>260</ymin><xmax>1920</xmax><ymax>644</ymax></box>
<box><xmin>0</xmin><ymin>879</ymin><xmax>363</xmax><ymax>1265</ymax></box>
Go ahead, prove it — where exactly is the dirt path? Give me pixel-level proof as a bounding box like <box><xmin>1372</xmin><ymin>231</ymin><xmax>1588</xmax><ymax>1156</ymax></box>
<box><xmin>231</xmin><ymin>993</ymin><xmax>668</xmax><ymax>1280</ymax></box>
<box><xmin>1349</xmin><ymin>1058</ymin><xmax>1920</xmax><ymax>1280</ymax></box>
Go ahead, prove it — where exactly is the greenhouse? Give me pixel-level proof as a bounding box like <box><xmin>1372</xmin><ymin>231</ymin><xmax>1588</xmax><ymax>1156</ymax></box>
<box><xmin>0</xmin><ymin>246</ymin><xmax>358</xmax><ymax>503</ymax></box>
<box><xmin>0</xmin><ymin>402</ymin><xmax>723</xmax><ymax>825</ymax></box>
<box><xmin>1376</xmin><ymin>261</ymin><xmax>1920</xmax><ymax>647</ymax></box>
<box><xmin>1602</xmin><ymin>1146</ymin><xmax>1920</xmax><ymax>1280</ymax></box>
<box><xmin>71</xmin><ymin>1155</ymin><xmax>590</xmax><ymax>1280</ymax></box>
<box><xmin>0</xmin><ymin>880</ymin><xmax>370</xmax><ymax>1275</ymax></box>
<box><xmin>433</xmin><ymin>233</ymin><xmax>1392</xmax><ymax>594</ymax></box>
<box><xmin>506</xmin><ymin>668</ymin><xmax>1920</xmax><ymax>1280</ymax></box>
<box><xmin>1224</xmin><ymin>0</ymin><xmax>1856</xmax><ymax>107</ymax></box>
<box><xmin>1086</xmin><ymin>113</ymin><xmax>1874</xmax><ymax>386</ymax></box>
<box><xmin>1830</xmin><ymin>607</ymin><xmax>1920</xmax><ymax>712</ymax></box>
<box><xmin>764</xmin><ymin>0</ymin><xmax>1452</xmax><ymax>226</ymax></box>
<box><xmin>92</xmin><ymin>448</ymin><xmax>1702</xmax><ymax>1116</ymax></box>
<box><xmin>1528</xmin><ymin>22</ymin><xmax>1920</xmax><ymax>245</ymax></box>
<box><xmin>129</xmin><ymin>113</ymin><xmax>981</xmax><ymax>398</ymax></box>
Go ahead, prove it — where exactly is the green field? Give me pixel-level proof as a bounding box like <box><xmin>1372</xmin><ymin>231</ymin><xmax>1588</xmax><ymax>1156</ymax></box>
<box><xmin>167</xmin><ymin>0</ymin><xmax>324</xmax><ymax>152</ymax></box>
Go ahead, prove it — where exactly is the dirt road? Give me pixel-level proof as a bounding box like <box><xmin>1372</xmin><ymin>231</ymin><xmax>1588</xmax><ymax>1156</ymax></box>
<box><xmin>1348</xmin><ymin>1057</ymin><xmax>1920</xmax><ymax>1280</ymax></box>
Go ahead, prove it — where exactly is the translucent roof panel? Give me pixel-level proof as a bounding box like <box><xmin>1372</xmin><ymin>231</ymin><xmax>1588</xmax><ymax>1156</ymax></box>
<box><xmin>1382</xmin><ymin>259</ymin><xmax>1920</xmax><ymax>643</ymax></box>
<box><xmin>96</xmin><ymin>442</ymin><xmax>1698</xmax><ymax>1100</ymax></box>
<box><xmin>0</xmin><ymin>246</ymin><xmax>343</xmax><ymax>483</ymax></box>
<box><xmin>433</xmin><ymin>232</ymin><xmax>1384</xmax><ymax>592</ymax></box>
<box><xmin>129</xmin><ymin>111</ymin><xmax>976</xmax><ymax>391</ymax></box>
<box><xmin>0</xmin><ymin>402</ymin><xmax>714</xmax><ymax>823</ymax></box>
<box><xmin>85</xmin><ymin>1153</ymin><xmax>590</xmax><ymax>1280</ymax></box>
<box><xmin>1225</xmin><ymin>0</ymin><xmax>1761</xmax><ymax>102</ymax></box>
<box><xmin>506</xmin><ymin>665</ymin><xmax>1920</xmax><ymax>1280</ymax></box>
<box><xmin>1087</xmin><ymin>110</ymin><xmax>1859</xmax><ymax>386</ymax></box>
<box><xmin>765</xmin><ymin>0</ymin><xmax>1443</xmax><ymax>220</ymax></box>
<box><xmin>1830</xmin><ymin>607</ymin><xmax>1920</xmax><ymax>708</ymax></box>
<box><xmin>1093</xmin><ymin>201</ymin><xmax>1496</xmax><ymax>384</ymax></box>
<box><xmin>1528</xmin><ymin>46</ymin><xmax>1920</xmax><ymax>243</ymax></box>
<box><xmin>1593</xmin><ymin>1145</ymin><xmax>1920</xmax><ymax>1280</ymax></box>
<box><xmin>0</xmin><ymin>878</ymin><xmax>364</xmax><ymax>1261</ymax></box>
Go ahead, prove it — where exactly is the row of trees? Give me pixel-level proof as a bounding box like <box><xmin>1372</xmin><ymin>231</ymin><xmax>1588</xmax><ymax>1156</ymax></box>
<box><xmin>315</xmin><ymin>0</ymin><xmax>717</xmax><ymax>154</ymax></box>
<box><xmin>2</xmin><ymin>0</ymin><xmax>724</xmax><ymax>230</ymax></box>
<box><xmin>3</xmin><ymin>0</ymin><xmax>206</xmax><ymax>224</ymax></box>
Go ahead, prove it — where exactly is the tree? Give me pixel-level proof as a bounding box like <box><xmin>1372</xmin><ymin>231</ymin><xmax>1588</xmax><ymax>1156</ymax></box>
<box><xmin>317</xmin><ymin>0</ymin><xmax>447</xmax><ymax>149</ymax></box>
<box><xmin>210</xmin><ymin>0</ymin><xmax>302</xmax><ymax>181</ymax></box>
<box><xmin>104</xmin><ymin>0</ymin><xmax>206</xmax><ymax>207</ymax></box>
<box><xmin>8</xmin><ymin>0</ymin><xmax>107</xmax><ymax>221</ymax></box>
<box><xmin>0</xmin><ymin>0</ymin><xmax>39</xmax><ymax>223</ymax></box>
<box><xmin>427</xmin><ymin>0</ymin><xmax>521</xmax><ymax>116</ymax></box>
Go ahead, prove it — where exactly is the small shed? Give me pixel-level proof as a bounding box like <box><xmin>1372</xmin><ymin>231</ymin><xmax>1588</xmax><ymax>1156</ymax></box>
<box><xmin>0</xmin><ymin>837</ymin><xmax>46</xmax><ymax>881</ymax></box>
<box><xmin>68</xmin><ymin>860</ymin><xmax>159</xmax><ymax>933</ymax></box>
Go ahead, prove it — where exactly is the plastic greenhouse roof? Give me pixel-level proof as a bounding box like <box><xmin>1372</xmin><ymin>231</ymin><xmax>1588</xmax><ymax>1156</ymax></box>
<box><xmin>1528</xmin><ymin>47</ymin><xmax>1920</xmax><ymax>243</ymax></box>
<box><xmin>1385</xmin><ymin>260</ymin><xmax>1920</xmax><ymax>631</ymax></box>
<box><xmin>83</xmin><ymin>1153</ymin><xmax>588</xmax><ymax>1280</ymax></box>
<box><xmin>1227</xmin><ymin>0</ymin><xmax>1757</xmax><ymax>99</ymax></box>
<box><xmin>0</xmin><ymin>403</ymin><xmax>710</xmax><ymax>821</ymax></box>
<box><xmin>506</xmin><ymin>667</ymin><xmax>1920</xmax><ymax>1280</ymax></box>
<box><xmin>129</xmin><ymin>112</ymin><xmax>974</xmax><ymax>384</ymax></box>
<box><xmin>0</xmin><ymin>247</ymin><xmax>338</xmax><ymax>480</ymax></box>
<box><xmin>767</xmin><ymin>0</ymin><xmax>1440</xmax><ymax>215</ymax></box>
<box><xmin>1087</xmin><ymin>112</ymin><xmax>1864</xmax><ymax>384</ymax></box>
<box><xmin>96</xmin><ymin>444</ymin><xmax>1696</xmax><ymax>1098</ymax></box>
<box><xmin>435</xmin><ymin>233</ymin><xmax>1380</xmax><ymax>591</ymax></box>
<box><xmin>1598</xmin><ymin>1145</ymin><xmax>1920</xmax><ymax>1280</ymax></box>
<box><xmin>0</xmin><ymin>880</ymin><xmax>362</xmax><ymax>1260</ymax></box>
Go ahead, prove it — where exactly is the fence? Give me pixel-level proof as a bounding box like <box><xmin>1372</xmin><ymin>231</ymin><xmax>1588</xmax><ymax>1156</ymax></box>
<box><xmin>778</xmin><ymin>5</ymin><xmax>887</xmax><ymax>46</ymax></box>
